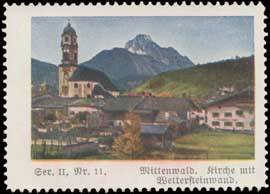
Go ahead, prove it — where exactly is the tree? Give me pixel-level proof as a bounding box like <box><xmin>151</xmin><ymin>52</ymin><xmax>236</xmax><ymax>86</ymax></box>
<box><xmin>112</xmin><ymin>112</ymin><xmax>143</xmax><ymax>159</ymax></box>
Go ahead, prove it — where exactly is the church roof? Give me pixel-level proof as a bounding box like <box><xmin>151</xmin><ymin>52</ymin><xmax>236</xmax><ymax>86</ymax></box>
<box><xmin>102</xmin><ymin>96</ymin><xmax>197</xmax><ymax>112</ymax></box>
<box><xmin>69</xmin><ymin>98</ymin><xmax>106</xmax><ymax>108</ymax></box>
<box><xmin>69</xmin><ymin>66</ymin><xmax>118</xmax><ymax>91</ymax></box>
<box><xmin>102</xmin><ymin>96</ymin><xmax>143</xmax><ymax>112</ymax></box>
<box><xmin>135</xmin><ymin>97</ymin><xmax>198</xmax><ymax>112</ymax></box>
<box><xmin>205</xmin><ymin>87</ymin><xmax>254</xmax><ymax>107</ymax></box>
<box><xmin>92</xmin><ymin>84</ymin><xmax>114</xmax><ymax>98</ymax></box>
<box><xmin>32</xmin><ymin>95</ymin><xmax>77</xmax><ymax>109</ymax></box>
<box><xmin>63</xmin><ymin>22</ymin><xmax>76</xmax><ymax>35</ymax></box>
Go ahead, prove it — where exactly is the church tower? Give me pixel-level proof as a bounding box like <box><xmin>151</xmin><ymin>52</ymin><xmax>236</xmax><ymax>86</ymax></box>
<box><xmin>59</xmin><ymin>21</ymin><xmax>78</xmax><ymax>97</ymax></box>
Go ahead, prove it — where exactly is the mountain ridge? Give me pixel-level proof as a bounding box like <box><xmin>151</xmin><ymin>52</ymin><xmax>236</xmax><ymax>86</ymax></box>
<box><xmin>81</xmin><ymin>34</ymin><xmax>194</xmax><ymax>89</ymax></box>
<box><xmin>31</xmin><ymin>58</ymin><xmax>58</xmax><ymax>92</ymax></box>
<box><xmin>133</xmin><ymin>56</ymin><xmax>254</xmax><ymax>98</ymax></box>
<box><xmin>80</xmin><ymin>48</ymin><xmax>165</xmax><ymax>90</ymax></box>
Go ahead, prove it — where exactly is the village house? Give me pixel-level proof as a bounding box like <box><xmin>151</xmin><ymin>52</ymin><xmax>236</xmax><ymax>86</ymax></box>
<box><xmin>32</xmin><ymin>94</ymin><xmax>77</xmax><ymax>121</ymax></box>
<box><xmin>187</xmin><ymin>107</ymin><xmax>207</xmax><ymax>125</ymax></box>
<box><xmin>102</xmin><ymin>96</ymin><xmax>199</xmax><ymax>137</ymax></box>
<box><xmin>135</xmin><ymin>97</ymin><xmax>198</xmax><ymax>124</ymax></box>
<box><xmin>140</xmin><ymin>124</ymin><xmax>173</xmax><ymax>149</ymax></box>
<box><xmin>202</xmin><ymin>88</ymin><xmax>254</xmax><ymax>131</ymax></box>
<box><xmin>218</xmin><ymin>85</ymin><xmax>235</xmax><ymax>96</ymax></box>
<box><xmin>32</xmin><ymin>83</ymin><xmax>51</xmax><ymax>97</ymax></box>
<box><xmin>68</xmin><ymin>98</ymin><xmax>106</xmax><ymax>116</ymax></box>
<box><xmin>32</xmin><ymin>94</ymin><xmax>110</xmax><ymax>132</ymax></box>
<box><xmin>102</xmin><ymin>96</ymin><xmax>144</xmax><ymax>126</ymax></box>
<box><xmin>102</xmin><ymin>96</ymin><xmax>198</xmax><ymax>124</ymax></box>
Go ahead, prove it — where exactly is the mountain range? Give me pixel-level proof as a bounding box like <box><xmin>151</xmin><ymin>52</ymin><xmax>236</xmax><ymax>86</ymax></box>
<box><xmin>32</xmin><ymin>34</ymin><xmax>194</xmax><ymax>91</ymax></box>
<box><xmin>81</xmin><ymin>34</ymin><xmax>194</xmax><ymax>89</ymax></box>
<box><xmin>31</xmin><ymin>58</ymin><xmax>58</xmax><ymax>92</ymax></box>
<box><xmin>32</xmin><ymin>34</ymin><xmax>253</xmax><ymax>97</ymax></box>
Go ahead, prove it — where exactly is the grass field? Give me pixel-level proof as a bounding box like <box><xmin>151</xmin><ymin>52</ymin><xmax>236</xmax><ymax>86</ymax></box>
<box><xmin>144</xmin><ymin>130</ymin><xmax>254</xmax><ymax>160</ymax></box>
<box><xmin>32</xmin><ymin>130</ymin><xmax>254</xmax><ymax>160</ymax></box>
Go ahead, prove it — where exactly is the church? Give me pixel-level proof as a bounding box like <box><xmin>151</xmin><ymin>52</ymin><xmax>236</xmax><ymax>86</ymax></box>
<box><xmin>58</xmin><ymin>22</ymin><xmax>119</xmax><ymax>98</ymax></box>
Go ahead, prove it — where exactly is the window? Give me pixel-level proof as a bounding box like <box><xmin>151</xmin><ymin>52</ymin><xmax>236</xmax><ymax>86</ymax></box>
<box><xmin>224</xmin><ymin>121</ymin><xmax>233</xmax><ymax>127</ymax></box>
<box><xmin>63</xmin><ymin>73</ymin><xmax>69</xmax><ymax>85</ymax></box>
<box><xmin>165</xmin><ymin>112</ymin><xmax>170</xmax><ymax>120</ymax></box>
<box><xmin>236</xmin><ymin>110</ymin><xmax>244</xmax><ymax>116</ymax></box>
<box><xmin>74</xmin><ymin>83</ymin><xmax>78</xmax><ymax>88</ymax></box>
<box><xmin>87</xmin><ymin>83</ymin><xmax>91</xmax><ymax>88</ymax></box>
<box><xmin>235</xmin><ymin>122</ymin><xmax>244</xmax><ymax>127</ymax></box>
<box><xmin>249</xmin><ymin>110</ymin><xmax>254</xmax><ymax>114</ymax></box>
<box><xmin>212</xmin><ymin>121</ymin><xmax>220</xmax><ymax>126</ymax></box>
<box><xmin>224</xmin><ymin>112</ymin><xmax>232</xmax><ymax>117</ymax></box>
<box><xmin>250</xmin><ymin>121</ymin><xmax>255</xmax><ymax>127</ymax></box>
<box><xmin>64</xmin><ymin>36</ymin><xmax>69</xmax><ymax>42</ymax></box>
<box><xmin>212</xmin><ymin>112</ymin><xmax>219</xmax><ymax>118</ymax></box>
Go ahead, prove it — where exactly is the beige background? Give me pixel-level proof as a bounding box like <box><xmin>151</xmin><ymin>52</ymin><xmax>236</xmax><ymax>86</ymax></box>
<box><xmin>4</xmin><ymin>3</ymin><xmax>267</xmax><ymax>191</ymax></box>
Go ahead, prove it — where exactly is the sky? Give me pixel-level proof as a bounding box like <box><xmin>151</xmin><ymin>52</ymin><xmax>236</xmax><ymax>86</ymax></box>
<box><xmin>32</xmin><ymin>16</ymin><xmax>254</xmax><ymax>65</ymax></box>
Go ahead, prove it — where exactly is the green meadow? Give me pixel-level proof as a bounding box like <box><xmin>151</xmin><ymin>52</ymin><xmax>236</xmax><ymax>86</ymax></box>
<box><xmin>144</xmin><ymin>130</ymin><xmax>254</xmax><ymax>160</ymax></box>
<box><xmin>32</xmin><ymin>130</ymin><xmax>254</xmax><ymax>160</ymax></box>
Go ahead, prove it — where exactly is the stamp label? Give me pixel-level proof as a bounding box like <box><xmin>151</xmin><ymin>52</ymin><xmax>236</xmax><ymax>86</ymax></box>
<box><xmin>4</xmin><ymin>3</ymin><xmax>267</xmax><ymax>191</ymax></box>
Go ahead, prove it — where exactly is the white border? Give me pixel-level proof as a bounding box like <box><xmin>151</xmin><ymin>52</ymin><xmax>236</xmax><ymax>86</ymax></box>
<box><xmin>4</xmin><ymin>3</ymin><xmax>267</xmax><ymax>191</ymax></box>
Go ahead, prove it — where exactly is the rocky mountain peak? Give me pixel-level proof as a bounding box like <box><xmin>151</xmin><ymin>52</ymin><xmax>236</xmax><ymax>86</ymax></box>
<box><xmin>124</xmin><ymin>34</ymin><xmax>194</xmax><ymax>67</ymax></box>
<box><xmin>130</xmin><ymin>34</ymin><xmax>153</xmax><ymax>43</ymax></box>
<box><xmin>134</xmin><ymin>34</ymin><xmax>153</xmax><ymax>42</ymax></box>
<box><xmin>125</xmin><ymin>34</ymin><xmax>157</xmax><ymax>55</ymax></box>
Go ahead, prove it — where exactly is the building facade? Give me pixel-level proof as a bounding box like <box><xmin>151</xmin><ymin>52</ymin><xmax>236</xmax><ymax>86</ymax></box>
<box><xmin>68</xmin><ymin>81</ymin><xmax>96</xmax><ymax>98</ymax></box>
<box><xmin>206</xmin><ymin>105</ymin><xmax>254</xmax><ymax>131</ymax></box>
<box><xmin>58</xmin><ymin>22</ymin><xmax>118</xmax><ymax>98</ymax></box>
<box><xmin>67</xmin><ymin>66</ymin><xmax>119</xmax><ymax>98</ymax></box>
<box><xmin>59</xmin><ymin>21</ymin><xmax>78</xmax><ymax>97</ymax></box>
<box><xmin>187</xmin><ymin>109</ymin><xmax>207</xmax><ymax>125</ymax></box>
<box><xmin>191</xmin><ymin>89</ymin><xmax>255</xmax><ymax>131</ymax></box>
<box><xmin>187</xmin><ymin>89</ymin><xmax>255</xmax><ymax>131</ymax></box>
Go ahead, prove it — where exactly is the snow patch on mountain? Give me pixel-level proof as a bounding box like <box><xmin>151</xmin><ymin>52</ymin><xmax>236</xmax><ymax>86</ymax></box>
<box><xmin>124</xmin><ymin>34</ymin><xmax>194</xmax><ymax>68</ymax></box>
<box><xmin>127</xmin><ymin>48</ymin><xmax>147</xmax><ymax>55</ymax></box>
